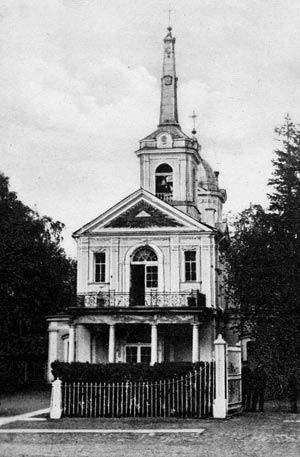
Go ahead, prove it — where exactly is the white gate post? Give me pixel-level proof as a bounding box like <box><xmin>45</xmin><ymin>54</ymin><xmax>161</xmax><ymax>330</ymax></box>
<box><xmin>50</xmin><ymin>378</ymin><xmax>63</xmax><ymax>419</ymax></box>
<box><xmin>213</xmin><ymin>334</ymin><xmax>227</xmax><ymax>419</ymax></box>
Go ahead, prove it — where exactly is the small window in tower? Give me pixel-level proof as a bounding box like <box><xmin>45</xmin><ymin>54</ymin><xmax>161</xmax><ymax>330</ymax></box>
<box><xmin>95</xmin><ymin>252</ymin><xmax>106</xmax><ymax>283</ymax></box>
<box><xmin>184</xmin><ymin>251</ymin><xmax>197</xmax><ymax>282</ymax></box>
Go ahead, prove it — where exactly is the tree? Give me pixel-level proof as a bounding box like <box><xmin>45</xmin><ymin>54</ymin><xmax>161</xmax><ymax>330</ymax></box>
<box><xmin>225</xmin><ymin>116</ymin><xmax>300</xmax><ymax>394</ymax></box>
<box><xmin>0</xmin><ymin>173</ymin><xmax>76</xmax><ymax>387</ymax></box>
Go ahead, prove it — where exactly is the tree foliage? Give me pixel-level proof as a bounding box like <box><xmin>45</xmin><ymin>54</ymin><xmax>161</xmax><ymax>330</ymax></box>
<box><xmin>226</xmin><ymin>116</ymin><xmax>300</xmax><ymax>388</ymax></box>
<box><xmin>0</xmin><ymin>173</ymin><xmax>76</xmax><ymax>360</ymax></box>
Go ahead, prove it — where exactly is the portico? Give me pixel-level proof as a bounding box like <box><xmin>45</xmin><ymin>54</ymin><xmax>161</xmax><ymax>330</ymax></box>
<box><xmin>61</xmin><ymin>311</ymin><xmax>213</xmax><ymax>368</ymax></box>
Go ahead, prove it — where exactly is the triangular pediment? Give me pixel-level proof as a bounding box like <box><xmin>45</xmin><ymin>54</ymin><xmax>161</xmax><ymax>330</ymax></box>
<box><xmin>104</xmin><ymin>201</ymin><xmax>184</xmax><ymax>228</ymax></box>
<box><xmin>73</xmin><ymin>189</ymin><xmax>212</xmax><ymax>237</ymax></box>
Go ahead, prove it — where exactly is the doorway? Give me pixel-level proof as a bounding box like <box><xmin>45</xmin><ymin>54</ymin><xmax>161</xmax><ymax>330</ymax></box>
<box><xmin>130</xmin><ymin>246</ymin><xmax>158</xmax><ymax>306</ymax></box>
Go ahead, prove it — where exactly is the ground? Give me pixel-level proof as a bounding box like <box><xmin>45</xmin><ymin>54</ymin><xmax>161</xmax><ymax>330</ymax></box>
<box><xmin>0</xmin><ymin>391</ymin><xmax>300</xmax><ymax>456</ymax></box>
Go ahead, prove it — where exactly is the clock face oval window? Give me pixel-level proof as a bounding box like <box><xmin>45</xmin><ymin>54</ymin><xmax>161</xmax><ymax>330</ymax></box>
<box><xmin>161</xmin><ymin>135</ymin><xmax>167</xmax><ymax>145</ymax></box>
<box><xmin>165</xmin><ymin>46</ymin><xmax>171</xmax><ymax>57</ymax></box>
<box><xmin>164</xmin><ymin>75</ymin><xmax>172</xmax><ymax>85</ymax></box>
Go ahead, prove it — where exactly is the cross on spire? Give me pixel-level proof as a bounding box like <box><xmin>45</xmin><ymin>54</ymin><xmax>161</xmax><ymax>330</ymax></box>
<box><xmin>189</xmin><ymin>110</ymin><xmax>198</xmax><ymax>135</ymax></box>
<box><xmin>167</xmin><ymin>6</ymin><xmax>175</xmax><ymax>28</ymax></box>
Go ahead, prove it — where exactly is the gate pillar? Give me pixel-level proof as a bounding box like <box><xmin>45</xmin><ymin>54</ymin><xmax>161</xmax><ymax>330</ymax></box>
<box><xmin>213</xmin><ymin>334</ymin><xmax>227</xmax><ymax>419</ymax></box>
<box><xmin>50</xmin><ymin>378</ymin><xmax>63</xmax><ymax>419</ymax></box>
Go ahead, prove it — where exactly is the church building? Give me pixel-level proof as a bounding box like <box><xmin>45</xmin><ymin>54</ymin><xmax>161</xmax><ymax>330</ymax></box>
<box><xmin>47</xmin><ymin>27</ymin><xmax>228</xmax><ymax>380</ymax></box>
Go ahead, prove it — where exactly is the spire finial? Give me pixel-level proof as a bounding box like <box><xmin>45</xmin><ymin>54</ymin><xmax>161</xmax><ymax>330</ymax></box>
<box><xmin>189</xmin><ymin>110</ymin><xmax>198</xmax><ymax>136</ymax></box>
<box><xmin>167</xmin><ymin>6</ymin><xmax>175</xmax><ymax>33</ymax></box>
<box><xmin>168</xmin><ymin>7</ymin><xmax>174</xmax><ymax>26</ymax></box>
<box><xmin>159</xmin><ymin>14</ymin><xmax>179</xmax><ymax>127</ymax></box>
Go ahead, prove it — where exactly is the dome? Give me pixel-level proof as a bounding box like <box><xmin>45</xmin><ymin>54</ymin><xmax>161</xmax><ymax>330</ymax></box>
<box><xmin>197</xmin><ymin>157</ymin><xmax>218</xmax><ymax>191</ymax></box>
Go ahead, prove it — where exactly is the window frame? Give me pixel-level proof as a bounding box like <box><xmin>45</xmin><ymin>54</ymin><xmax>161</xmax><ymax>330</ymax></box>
<box><xmin>125</xmin><ymin>344</ymin><xmax>151</xmax><ymax>364</ymax></box>
<box><xmin>184</xmin><ymin>250</ymin><xmax>197</xmax><ymax>282</ymax></box>
<box><xmin>94</xmin><ymin>251</ymin><xmax>106</xmax><ymax>283</ymax></box>
<box><xmin>131</xmin><ymin>246</ymin><xmax>159</xmax><ymax>291</ymax></box>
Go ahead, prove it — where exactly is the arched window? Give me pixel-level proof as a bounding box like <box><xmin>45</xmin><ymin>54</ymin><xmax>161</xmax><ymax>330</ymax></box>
<box><xmin>155</xmin><ymin>164</ymin><xmax>173</xmax><ymax>202</ymax></box>
<box><xmin>130</xmin><ymin>246</ymin><xmax>158</xmax><ymax>306</ymax></box>
<box><xmin>132</xmin><ymin>246</ymin><xmax>157</xmax><ymax>262</ymax></box>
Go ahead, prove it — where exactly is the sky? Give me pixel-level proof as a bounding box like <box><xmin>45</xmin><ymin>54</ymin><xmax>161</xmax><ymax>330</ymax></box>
<box><xmin>1</xmin><ymin>0</ymin><xmax>300</xmax><ymax>256</ymax></box>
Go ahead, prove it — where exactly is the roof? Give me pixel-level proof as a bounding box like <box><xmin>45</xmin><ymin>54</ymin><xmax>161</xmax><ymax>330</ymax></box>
<box><xmin>142</xmin><ymin>125</ymin><xmax>190</xmax><ymax>141</ymax></box>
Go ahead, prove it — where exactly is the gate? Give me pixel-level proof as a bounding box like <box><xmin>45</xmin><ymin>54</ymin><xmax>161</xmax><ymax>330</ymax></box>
<box><xmin>61</xmin><ymin>362</ymin><xmax>215</xmax><ymax>418</ymax></box>
<box><xmin>227</xmin><ymin>344</ymin><xmax>242</xmax><ymax>413</ymax></box>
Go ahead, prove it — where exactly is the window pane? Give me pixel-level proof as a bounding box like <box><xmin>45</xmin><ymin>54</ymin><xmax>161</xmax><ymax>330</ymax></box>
<box><xmin>185</xmin><ymin>251</ymin><xmax>196</xmax><ymax>281</ymax></box>
<box><xmin>95</xmin><ymin>252</ymin><xmax>105</xmax><ymax>263</ymax></box>
<box><xmin>126</xmin><ymin>346</ymin><xmax>138</xmax><ymax>363</ymax></box>
<box><xmin>133</xmin><ymin>247</ymin><xmax>157</xmax><ymax>262</ymax></box>
<box><xmin>146</xmin><ymin>266</ymin><xmax>158</xmax><ymax>288</ymax></box>
<box><xmin>140</xmin><ymin>347</ymin><xmax>151</xmax><ymax>365</ymax></box>
<box><xmin>95</xmin><ymin>252</ymin><xmax>105</xmax><ymax>282</ymax></box>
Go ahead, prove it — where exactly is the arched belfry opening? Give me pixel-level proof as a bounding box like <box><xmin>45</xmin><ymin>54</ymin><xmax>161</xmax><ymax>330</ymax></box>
<box><xmin>130</xmin><ymin>246</ymin><xmax>158</xmax><ymax>306</ymax></box>
<box><xmin>155</xmin><ymin>164</ymin><xmax>173</xmax><ymax>202</ymax></box>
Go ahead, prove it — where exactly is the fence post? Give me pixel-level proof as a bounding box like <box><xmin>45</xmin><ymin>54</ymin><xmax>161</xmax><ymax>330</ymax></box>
<box><xmin>50</xmin><ymin>378</ymin><xmax>63</xmax><ymax>419</ymax></box>
<box><xmin>213</xmin><ymin>334</ymin><xmax>227</xmax><ymax>419</ymax></box>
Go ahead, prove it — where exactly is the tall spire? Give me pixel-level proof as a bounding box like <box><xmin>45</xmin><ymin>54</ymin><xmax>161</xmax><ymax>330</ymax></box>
<box><xmin>159</xmin><ymin>27</ymin><xmax>179</xmax><ymax>127</ymax></box>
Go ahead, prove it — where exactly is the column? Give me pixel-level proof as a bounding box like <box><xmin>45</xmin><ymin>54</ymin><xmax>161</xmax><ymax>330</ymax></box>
<box><xmin>192</xmin><ymin>323</ymin><xmax>199</xmax><ymax>363</ymax></box>
<box><xmin>68</xmin><ymin>325</ymin><xmax>75</xmax><ymax>363</ymax></box>
<box><xmin>108</xmin><ymin>324</ymin><xmax>116</xmax><ymax>363</ymax></box>
<box><xmin>151</xmin><ymin>324</ymin><xmax>158</xmax><ymax>365</ymax></box>
<box><xmin>76</xmin><ymin>325</ymin><xmax>91</xmax><ymax>362</ymax></box>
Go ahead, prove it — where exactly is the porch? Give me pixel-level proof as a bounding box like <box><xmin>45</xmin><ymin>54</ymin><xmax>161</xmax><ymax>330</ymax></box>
<box><xmin>68</xmin><ymin>322</ymin><xmax>209</xmax><ymax>366</ymax></box>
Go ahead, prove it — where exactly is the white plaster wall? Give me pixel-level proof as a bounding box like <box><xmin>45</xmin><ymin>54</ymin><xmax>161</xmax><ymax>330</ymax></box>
<box><xmin>139</xmin><ymin>150</ymin><xmax>198</xmax><ymax>203</ymax></box>
<box><xmin>77</xmin><ymin>233</ymin><xmax>218</xmax><ymax>305</ymax></box>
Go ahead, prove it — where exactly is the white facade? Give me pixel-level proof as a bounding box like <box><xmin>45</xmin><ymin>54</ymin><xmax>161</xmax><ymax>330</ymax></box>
<box><xmin>47</xmin><ymin>27</ymin><xmax>228</xmax><ymax>381</ymax></box>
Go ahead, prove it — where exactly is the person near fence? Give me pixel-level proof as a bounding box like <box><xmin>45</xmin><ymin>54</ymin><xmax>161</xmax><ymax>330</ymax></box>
<box><xmin>287</xmin><ymin>370</ymin><xmax>298</xmax><ymax>413</ymax></box>
<box><xmin>251</xmin><ymin>362</ymin><xmax>267</xmax><ymax>412</ymax></box>
<box><xmin>242</xmin><ymin>360</ymin><xmax>252</xmax><ymax>412</ymax></box>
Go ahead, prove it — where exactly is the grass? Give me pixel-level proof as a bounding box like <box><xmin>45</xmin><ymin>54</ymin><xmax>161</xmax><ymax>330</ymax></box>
<box><xmin>0</xmin><ymin>388</ymin><xmax>51</xmax><ymax>417</ymax></box>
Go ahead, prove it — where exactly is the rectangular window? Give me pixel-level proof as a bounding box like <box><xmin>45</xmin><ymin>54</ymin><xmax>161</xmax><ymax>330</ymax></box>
<box><xmin>185</xmin><ymin>251</ymin><xmax>196</xmax><ymax>281</ymax></box>
<box><xmin>126</xmin><ymin>346</ymin><xmax>138</xmax><ymax>364</ymax></box>
<box><xmin>140</xmin><ymin>346</ymin><xmax>151</xmax><ymax>365</ymax></box>
<box><xmin>126</xmin><ymin>345</ymin><xmax>151</xmax><ymax>364</ymax></box>
<box><xmin>146</xmin><ymin>266</ymin><xmax>158</xmax><ymax>288</ymax></box>
<box><xmin>95</xmin><ymin>252</ymin><xmax>105</xmax><ymax>283</ymax></box>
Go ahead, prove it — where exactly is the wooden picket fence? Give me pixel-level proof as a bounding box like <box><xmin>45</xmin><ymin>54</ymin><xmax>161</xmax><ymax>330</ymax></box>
<box><xmin>62</xmin><ymin>362</ymin><xmax>215</xmax><ymax>418</ymax></box>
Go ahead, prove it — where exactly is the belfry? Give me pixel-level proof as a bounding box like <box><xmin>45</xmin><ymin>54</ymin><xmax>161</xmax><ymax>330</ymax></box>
<box><xmin>47</xmin><ymin>27</ymin><xmax>228</xmax><ymax>380</ymax></box>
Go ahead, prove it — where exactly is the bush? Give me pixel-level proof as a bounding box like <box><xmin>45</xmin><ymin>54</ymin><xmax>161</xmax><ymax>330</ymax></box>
<box><xmin>51</xmin><ymin>361</ymin><xmax>206</xmax><ymax>383</ymax></box>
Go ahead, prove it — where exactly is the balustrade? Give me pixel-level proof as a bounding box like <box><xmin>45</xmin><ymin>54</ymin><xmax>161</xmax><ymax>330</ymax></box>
<box><xmin>76</xmin><ymin>291</ymin><xmax>205</xmax><ymax>308</ymax></box>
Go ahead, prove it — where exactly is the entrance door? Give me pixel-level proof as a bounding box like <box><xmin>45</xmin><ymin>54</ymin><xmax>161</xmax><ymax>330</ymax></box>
<box><xmin>130</xmin><ymin>265</ymin><xmax>145</xmax><ymax>306</ymax></box>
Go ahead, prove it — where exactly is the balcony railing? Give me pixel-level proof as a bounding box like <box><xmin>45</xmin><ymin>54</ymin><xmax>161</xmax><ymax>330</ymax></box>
<box><xmin>155</xmin><ymin>192</ymin><xmax>173</xmax><ymax>202</ymax></box>
<box><xmin>76</xmin><ymin>291</ymin><xmax>206</xmax><ymax>309</ymax></box>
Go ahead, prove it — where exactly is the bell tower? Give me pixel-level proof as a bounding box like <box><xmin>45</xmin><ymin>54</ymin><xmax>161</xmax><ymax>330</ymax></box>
<box><xmin>136</xmin><ymin>27</ymin><xmax>201</xmax><ymax>219</ymax></box>
<box><xmin>135</xmin><ymin>27</ymin><xmax>226</xmax><ymax>225</ymax></box>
